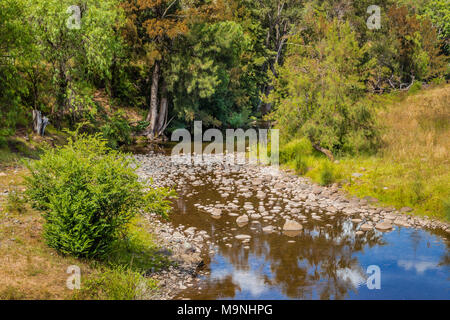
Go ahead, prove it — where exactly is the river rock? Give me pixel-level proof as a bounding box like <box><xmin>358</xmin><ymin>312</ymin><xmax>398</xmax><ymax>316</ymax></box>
<box><xmin>360</xmin><ymin>223</ymin><xmax>373</xmax><ymax>231</ymax></box>
<box><xmin>236</xmin><ymin>215</ymin><xmax>249</xmax><ymax>224</ymax></box>
<box><xmin>283</xmin><ymin>220</ymin><xmax>303</xmax><ymax>231</ymax></box>
<box><xmin>375</xmin><ymin>221</ymin><xmax>393</xmax><ymax>231</ymax></box>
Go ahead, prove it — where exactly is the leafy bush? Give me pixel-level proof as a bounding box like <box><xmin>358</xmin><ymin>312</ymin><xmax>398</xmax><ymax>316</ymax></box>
<box><xmin>279</xmin><ymin>138</ymin><xmax>313</xmax><ymax>164</ymax></box>
<box><xmin>100</xmin><ymin>111</ymin><xmax>132</xmax><ymax>149</ymax></box>
<box><xmin>270</xmin><ymin>20</ymin><xmax>380</xmax><ymax>156</ymax></box>
<box><xmin>25</xmin><ymin>133</ymin><xmax>174</xmax><ymax>258</ymax></box>
<box><xmin>444</xmin><ymin>198</ymin><xmax>450</xmax><ymax>222</ymax></box>
<box><xmin>408</xmin><ymin>81</ymin><xmax>422</xmax><ymax>94</ymax></box>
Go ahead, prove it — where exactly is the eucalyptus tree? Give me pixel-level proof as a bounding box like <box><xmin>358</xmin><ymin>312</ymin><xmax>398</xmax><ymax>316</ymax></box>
<box><xmin>26</xmin><ymin>0</ymin><xmax>125</xmax><ymax>128</ymax></box>
<box><xmin>0</xmin><ymin>0</ymin><xmax>34</xmax><ymax>142</ymax></box>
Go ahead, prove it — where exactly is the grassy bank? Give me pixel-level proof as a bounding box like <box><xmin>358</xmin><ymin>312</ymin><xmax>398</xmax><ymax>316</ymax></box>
<box><xmin>0</xmin><ymin>159</ymin><xmax>169</xmax><ymax>300</ymax></box>
<box><xmin>279</xmin><ymin>85</ymin><xmax>450</xmax><ymax>221</ymax></box>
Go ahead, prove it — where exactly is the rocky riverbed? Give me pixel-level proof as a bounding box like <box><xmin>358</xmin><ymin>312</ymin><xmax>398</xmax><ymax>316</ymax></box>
<box><xmin>136</xmin><ymin>152</ymin><xmax>450</xmax><ymax>299</ymax></box>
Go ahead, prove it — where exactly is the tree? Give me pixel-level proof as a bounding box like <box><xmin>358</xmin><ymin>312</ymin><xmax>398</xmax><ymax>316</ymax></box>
<box><xmin>269</xmin><ymin>19</ymin><xmax>379</xmax><ymax>157</ymax></box>
<box><xmin>166</xmin><ymin>21</ymin><xmax>249</xmax><ymax>129</ymax></box>
<box><xmin>123</xmin><ymin>0</ymin><xmax>232</xmax><ymax>138</ymax></box>
<box><xmin>0</xmin><ymin>0</ymin><xmax>33</xmax><ymax>143</ymax></box>
<box><xmin>27</xmin><ymin>0</ymin><xmax>125</xmax><ymax>128</ymax></box>
<box><xmin>421</xmin><ymin>0</ymin><xmax>450</xmax><ymax>56</ymax></box>
<box><xmin>237</xmin><ymin>0</ymin><xmax>305</xmax><ymax>115</ymax></box>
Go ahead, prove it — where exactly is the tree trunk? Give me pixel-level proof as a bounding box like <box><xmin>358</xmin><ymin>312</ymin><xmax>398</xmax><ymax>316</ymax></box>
<box><xmin>145</xmin><ymin>61</ymin><xmax>160</xmax><ymax>138</ymax></box>
<box><xmin>260</xmin><ymin>85</ymin><xmax>273</xmax><ymax>115</ymax></box>
<box><xmin>312</xmin><ymin>142</ymin><xmax>335</xmax><ymax>162</ymax></box>
<box><xmin>32</xmin><ymin>110</ymin><xmax>49</xmax><ymax>136</ymax></box>
<box><xmin>55</xmin><ymin>60</ymin><xmax>68</xmax><ymax>130</ymax></box>
<box><xmin>156</xmin><ymin>82</ymin><xmax>168</xmax><ymax>136</ymax></box>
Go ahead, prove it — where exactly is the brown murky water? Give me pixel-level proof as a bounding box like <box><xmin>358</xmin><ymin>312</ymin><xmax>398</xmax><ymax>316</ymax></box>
<box><xmin>144</xmin><ymin>148</ymin><xmax>450</xmax><ymax>300</ymax></box>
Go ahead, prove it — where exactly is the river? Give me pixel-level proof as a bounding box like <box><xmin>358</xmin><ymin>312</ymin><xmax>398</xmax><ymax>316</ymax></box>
<box><xmin>135</xmin><ymin>150</ymin><xmax>450</xmax><ymax>300</ymax></box>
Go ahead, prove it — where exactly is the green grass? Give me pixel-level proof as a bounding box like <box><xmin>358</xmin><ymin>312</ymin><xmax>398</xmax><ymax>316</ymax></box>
<box><xmin>280</xmin><ymin>142</ymin><xmax>449</xmax><ymax>221</ymax></box>
<box><xmin>106</xmin><ymin>216</ymin><xmax>172</xmax><ymax>273</ymax></box>
<box><xmin>278</xmin><ymin>85</ymin><xmax>450</xmax><ymax>224</ymax></box>
<box><xmin>73</xmin><ymin>265</ymin><xmax>158</xmax><ymax>300</ymax></box>
<box><xmin>73</xmin><ymin>216</ymin><xmax>167</xmax><ymax>300</ymax></box>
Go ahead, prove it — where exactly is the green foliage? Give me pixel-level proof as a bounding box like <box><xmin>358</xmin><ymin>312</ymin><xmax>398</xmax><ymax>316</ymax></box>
<box><xmin>100</xmin><ymin>111</ymin><xmax>132</xmax><ymax>149</ymax></box>
<box><xmin>26</xmin><ymin>0</ymin><xmax>125</xmax><ymax>125</ymax></box>
<box><xmin>279</xmin><ymin>138</ymin><xmax>314</xmax><ymax>164</ymax></box>
<box><xmin>293</xmin><ymin>155</ymin><xmax>308</xmax><ymax>175</ymax></box>
<box><xmin>167</xmin><ymin>21</ymin><xmax>250</xmax><ymax>128</ymax></box>
<box><xmin>270</xmin><ymin>19</ymin><xmax>380</xmax><ymax>156</ymax></box>
<box><xmin>76</xmin><ymin>265</ymin><xmax>157</xmax><ymax>300</ymax></box>
<box><xmin>6</xmin><ymin>187</ymin><xmax>26</xmax><ymax>214</ymax></box>
<box><xmin>409</xmin><ymin>81</ymin><xmax>423</xmax><ymax>94</ymax></box>
<box><xmin>444</xmin><ymin>198</ymin><xmax>450</xmax><ymax>222</ymax></box>
<box><xmin>421</xmin><ymin>0</ymin><xmax>450</xmax><ymax>55</ymax></box>
<box><xmin>0</xmin><ymin>0</ymin><xmax>33</xmax><ymax>142</ymax></box>
<box><xmin>319</xmin><ymin>162</ymin><xmax>335</xmax><ymax>186</ymax></box>
<box><xmin>24</xmin><ymin>133</ymin><xmax>174</xmax><ymax>258</ymax></box>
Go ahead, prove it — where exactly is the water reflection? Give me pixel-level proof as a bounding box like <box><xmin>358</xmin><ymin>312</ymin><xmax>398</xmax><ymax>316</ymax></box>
<box><xmin>166</xmin><ymin>166</ymin><xmax>450</xmax><ymax>300</ymax></box>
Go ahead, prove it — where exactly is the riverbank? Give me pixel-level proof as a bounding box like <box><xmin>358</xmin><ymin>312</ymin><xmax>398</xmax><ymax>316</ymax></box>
<box><xmin>133</xmin><ymin>151</ymin><xmax>450</xmax><ymax>299</ymax></box>
<box><xmin>278</xmin><ymin>85</ymin><xmax>450</xmax><ymax>222</ymax></box>
<box><xmin>1</xmin><ymin>149</ymin><xmax>449</xmax><ymax>299</ymax></box>
<box><xmin>0</xmin><ymin>166</ymin><xmax>204</xmax><ymax>300</ymax></box>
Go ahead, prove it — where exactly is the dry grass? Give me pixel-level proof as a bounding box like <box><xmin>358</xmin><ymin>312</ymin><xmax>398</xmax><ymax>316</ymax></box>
<box><xmin>280</xmin><ymin>84</ymin><xmax>450</xmax><ymax>220</ymax></box>
<box><xmin>380</xmin><ymin>85</ymin><xmax>449</xmax><ymax>164</ymax></box>
<box><xmin>339</xmin><ymin>85</ymin><xmax>450</xmax><ymax>220</ymax></box>
<box><xmin>0</xmin><ymin>168</ymin><xmax>162</xmax><ymax>300</ymax></box>
<box><xmin>0</xmin><ymin>169</ymin><xmax>97</xmax><ymax>300</ymax></box>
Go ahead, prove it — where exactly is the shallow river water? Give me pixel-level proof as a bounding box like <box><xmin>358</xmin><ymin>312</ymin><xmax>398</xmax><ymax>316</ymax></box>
<box><xmin>138</xmin><ymin>151</ymin><xmax>450</xmax><ymax>300</ymax></box>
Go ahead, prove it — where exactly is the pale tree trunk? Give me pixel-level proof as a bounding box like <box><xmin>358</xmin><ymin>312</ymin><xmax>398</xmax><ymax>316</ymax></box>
<box><xmin>32</xmin><ymin>110</ymin><xmax>49</xmax><ymax>136</ymax></box>
<box><xmin>156</xmin><ymin>82</ymin><xmax>168</xmax><ymax>137</ymax></box>
<box><xmin>145</xmin><ymin>61</ymin><xmax>160</xmax><ymax>138</ymax></box>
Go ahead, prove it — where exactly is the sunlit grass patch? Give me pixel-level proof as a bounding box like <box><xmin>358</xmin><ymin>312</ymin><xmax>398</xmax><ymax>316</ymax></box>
<box><xmin>278</xmin><ymin>85</ymin><xmax>450</xmax><ymax>221</ymax></box>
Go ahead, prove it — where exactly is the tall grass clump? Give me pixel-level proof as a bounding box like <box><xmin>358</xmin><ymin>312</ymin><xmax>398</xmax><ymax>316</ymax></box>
<box><xmin>6</xmin><ymin>187</ymin><xmax>26</xmax><ymax>214</ymax></box>
<box><xmin>279</xmin><ymin>138</ymin><xmax>313</xmax><ymax>164</ymax></box>
<box><xmin>74</xmin><ymin>265</ymin><xmax>158</xmax><ymax>300</ymax></box>
<box><xmin>319</xmin><ymin>162</ymin><xmax>335</xmax><ymax>186</ymax></box>
<box><xmin>24</xmin><ymin>132</ymin><xmax>174</xmax><ymax>258</ymax></box>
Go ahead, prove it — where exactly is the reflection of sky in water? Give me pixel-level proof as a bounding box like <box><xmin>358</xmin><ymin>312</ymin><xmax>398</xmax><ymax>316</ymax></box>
<box><xmin>208</xmin><ymin>227</ymin><xmax>449</xmax><ymax>300</ymax></box>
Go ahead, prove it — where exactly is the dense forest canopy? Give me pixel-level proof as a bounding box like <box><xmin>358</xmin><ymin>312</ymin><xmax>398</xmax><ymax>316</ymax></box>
<box><xmin>0</xmin><ymin>0</ymin><xmax>448</xmax><ymax>154</ymax></box>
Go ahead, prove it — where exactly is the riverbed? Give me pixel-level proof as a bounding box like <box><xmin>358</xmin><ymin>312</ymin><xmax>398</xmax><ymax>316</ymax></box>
<box><xmin>135</xmin><ymin>152</ymin><xmax>450</xmax><ymax>300</ymax></box>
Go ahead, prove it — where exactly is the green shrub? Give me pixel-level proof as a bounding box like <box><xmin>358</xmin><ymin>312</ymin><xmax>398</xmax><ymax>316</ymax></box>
<box><xmin>293</xmin><ymin>154</ymin><xmax>308</xmax><ymax>175</ymax></box>
<box><xmin>444</xmin><ymin>198</ymin><xmax>450</xmax><ymax>222</ymax></box>
<box><xmin>408</xmin><ymin>81</ymin><xmax>422</xmax><ymax>94</ymax></box>
<box><xmin>24</xmin><ymin>133</ymin><xmax>174</xmax><ymax>258</ymax></box>
<box><xmin>279</xmin><ymin>138</ymin><xmax>313</xmax><ymax>164</ymax></box>
<box><xmin>100</xmin><ymin>111</ymin><xmax>132</xmax><ymax>149</ymax></box>
<box><xmin>319</xmin><ymin>162</ymin><xmax>335</xmax><ymax>186</ymax></box>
